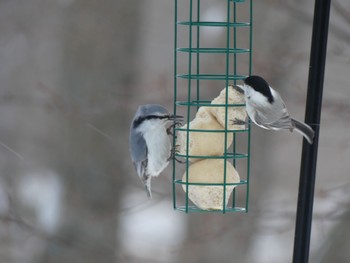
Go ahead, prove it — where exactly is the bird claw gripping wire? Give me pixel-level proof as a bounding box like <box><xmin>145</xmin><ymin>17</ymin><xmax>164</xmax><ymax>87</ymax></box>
<box><xmin>232</xmin><ymin>117</ymin><xmax>247</xmax><ymax>126</ymax></box>
<box><xmin>167</xmin><ymin>121</ymin><xmax>183</xmax><ymax>136</ymax></box>
<box><xmin>168</xmin><ymin>144</ymin><xmax>184</xmax><ymax>163</ymax></box>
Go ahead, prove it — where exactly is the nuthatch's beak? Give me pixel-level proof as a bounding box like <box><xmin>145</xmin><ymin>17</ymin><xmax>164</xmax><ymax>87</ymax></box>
<box><xmin>168</xmin><ymin>114</ymin><xmax>184</xmax><ymax>120</ymax></box>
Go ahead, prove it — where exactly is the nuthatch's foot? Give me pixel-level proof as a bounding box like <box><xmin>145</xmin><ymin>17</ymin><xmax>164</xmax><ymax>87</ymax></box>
<box><xmin>167</xmin><ymin>121</ymin><xmax>183</xmax><ymax>136</ymax></box>
<box><xmin>168</xmin><ymin>145</ymin><xmax>185</xmax><ymax>163</ymax></box>
<box><xmin>232</xmin><ymin>118</ymin><xmax>247</xmax><ymax>126</ymax></box>
<box><xmin>174</xmin><ymin>157</ymin><xmax>185</xmax><ymax>164</ymax></box>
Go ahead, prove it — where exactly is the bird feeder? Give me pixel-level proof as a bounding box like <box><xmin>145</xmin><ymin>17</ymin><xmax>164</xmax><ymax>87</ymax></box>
<box><xmin>173</xmin><ymin>0</ymin><xmax>253</xmax><ymax>213</ymax></box>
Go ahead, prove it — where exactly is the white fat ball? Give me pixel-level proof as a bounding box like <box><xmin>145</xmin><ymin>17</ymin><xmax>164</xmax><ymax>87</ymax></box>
<box><xmin>177</xmin><ymin>107</ymin><xmax>233</xmax><ymax>162</ymax></box>
<box><xmin>182</xmin><ymin>159</ymin><xmax>240</xmax><ymax>210</ymax></box>
<box><xmin>207</xmin><ymin>86</ymin><xmax>247</xmax><ymax>130</ymax></box>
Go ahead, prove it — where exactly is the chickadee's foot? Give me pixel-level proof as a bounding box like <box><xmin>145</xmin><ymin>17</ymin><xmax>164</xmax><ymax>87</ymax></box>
<box><xmin>167</xmin><ymin>121</ymin><xmax>183</xmax><ymax>136</ymax></box>
<box><xmin>232</xmin><ymin>118</ymin><xmax>247</xmax><ymax>125</ymax></box>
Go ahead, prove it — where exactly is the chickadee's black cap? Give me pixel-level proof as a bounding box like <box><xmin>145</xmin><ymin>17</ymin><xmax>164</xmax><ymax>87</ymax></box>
<box><xmin>244</xmin><ymin>75</ymin><xmax>274</xmax><ymax>103</ymax></box>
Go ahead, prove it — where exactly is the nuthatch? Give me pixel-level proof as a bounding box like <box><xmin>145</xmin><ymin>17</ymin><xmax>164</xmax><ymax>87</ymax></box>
<box><xmin>129</xmin><ymin>104</ymin><xmax>183</xmax><ymax>199</ymax></box>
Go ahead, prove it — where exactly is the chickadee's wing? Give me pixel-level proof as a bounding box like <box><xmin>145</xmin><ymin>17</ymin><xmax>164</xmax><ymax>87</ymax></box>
<box><xmin>249</xmin><ymin>93</ymin><xmax>292</xmax><ymax>127</ymax></box>
<box><xmin>268</xmin><ymin>89</ymin><xmax>294</xmax><ymax>129</ymax></box>
<box><xmin>251</xmin><ymin>110</ymin><xmax>268</xmax><ymax>125</ymax></box>
<box><xmin>269</xmin><ymin>110</ymin><xmax>294</xmax><ymax>130</ymax></box>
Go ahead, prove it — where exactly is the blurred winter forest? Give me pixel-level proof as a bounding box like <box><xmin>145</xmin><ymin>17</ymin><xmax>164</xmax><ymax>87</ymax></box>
<box><xmin>0</xmin><ymin>0</ymin><xmax>350</xmax><ymax>262</ymax></box>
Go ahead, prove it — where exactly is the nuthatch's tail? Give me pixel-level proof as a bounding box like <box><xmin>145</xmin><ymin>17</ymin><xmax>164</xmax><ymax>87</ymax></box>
<box><xmin>143</xmin><ymin>176</ymin><xmax>152</xmax><ymax>199</ymax></box>
<box><xmin>291</xmin><ymin>118</ymin><xmax>315</xmax><ymax>144</ymax></box>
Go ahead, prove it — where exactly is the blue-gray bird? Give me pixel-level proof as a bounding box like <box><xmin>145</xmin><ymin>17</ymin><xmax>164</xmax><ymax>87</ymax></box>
<box><xmin>129</xmin><ymin>104</ymin><xmax>183</xmax><ymax>199</ymax></box>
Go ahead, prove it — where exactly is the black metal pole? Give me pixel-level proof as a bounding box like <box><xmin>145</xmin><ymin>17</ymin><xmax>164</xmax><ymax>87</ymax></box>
<box><xmin>293</xmin><ymin>0</ymin><xmax>331</xmax><ymax>262</ymax></box>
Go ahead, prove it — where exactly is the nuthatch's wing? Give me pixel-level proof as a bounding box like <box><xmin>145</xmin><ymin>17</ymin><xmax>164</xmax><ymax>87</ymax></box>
<box><xmin>130</xmin><ymin>130</ymin><xmax>153</xmax><ymax>199</ymax></box>
<box><xmin>130</xmin><ymin>130</ymin><xmax>148</xmax><ymax>179</ymax></box>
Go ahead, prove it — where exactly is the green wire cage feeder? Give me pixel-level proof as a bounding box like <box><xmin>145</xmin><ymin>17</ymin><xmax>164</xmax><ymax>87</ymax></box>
<box><xmin>173</xmin><ymin>0</ymin><xmax>253</xmax><ymax>213</ymax></box>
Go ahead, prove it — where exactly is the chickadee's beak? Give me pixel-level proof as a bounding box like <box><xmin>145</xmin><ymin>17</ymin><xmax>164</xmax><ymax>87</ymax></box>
<box><xmin>232</xmin><ymin>85</ymin><xmax>245</xmax><ymax>94</ymax></box>
<box><xmin>168</xmin><ymin>114</ymin><xmax>184</xmax><ymax>120</ymax></box>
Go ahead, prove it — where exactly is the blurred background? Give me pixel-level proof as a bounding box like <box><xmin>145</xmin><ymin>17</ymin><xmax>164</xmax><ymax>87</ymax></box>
<box><xmin>0</xmin><ymin>0</ymin><xmax>349</xmax><ymax>262</ymax></box>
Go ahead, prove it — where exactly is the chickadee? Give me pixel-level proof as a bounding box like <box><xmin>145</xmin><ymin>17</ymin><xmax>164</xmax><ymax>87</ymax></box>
<box><xmin>129</xmin><ymin>104</ymin><xmax>183</xmax><ymax>199</ymax></box>
<box><xmin>234</xmin><ymin>75</ymin><xmax>314</xmax><ymax>144</ymax></box>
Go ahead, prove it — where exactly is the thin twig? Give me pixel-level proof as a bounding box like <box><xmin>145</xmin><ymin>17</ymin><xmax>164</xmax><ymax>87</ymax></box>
<box><xmin>0</xmin><ymin>141</ymin><xmax>24</xmax><ymax>160</ymax></box>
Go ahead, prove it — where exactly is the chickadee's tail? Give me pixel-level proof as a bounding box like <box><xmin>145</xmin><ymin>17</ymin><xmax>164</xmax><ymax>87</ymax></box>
<box><xmin>291</xmin><ymin>118</ymin><xmax>315</xmax><ymax>144</ymax></box>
